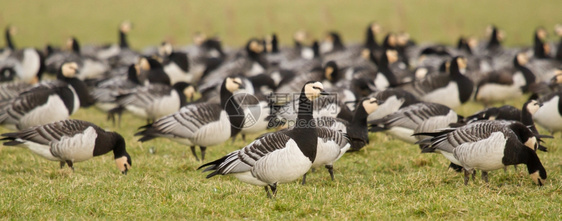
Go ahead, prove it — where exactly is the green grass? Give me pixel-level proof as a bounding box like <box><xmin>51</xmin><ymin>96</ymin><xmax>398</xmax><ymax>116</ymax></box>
<box><xmin>2</xmin><ymin>0</ymin><xmax>562</xmax><ymax>219</ymax></box>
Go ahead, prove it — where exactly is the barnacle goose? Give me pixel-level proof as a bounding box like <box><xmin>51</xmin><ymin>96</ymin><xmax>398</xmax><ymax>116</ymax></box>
<box><xmin>135</xmin><ymin>77</ymin><xmax>245</xmax><ymax>161</ymax></box>
<box><xmin>402</xmin><ymin>56</ymin><xmax>474</xmax><ymax>109</ymax></box>
<box><xmin>44</xmin><ymin>37</ymin><xmax>109</xmax><ymax>81</ymax></box>
<box><xmin>417</xmin><ymin>120</ymin><xmax>546</xmax><ymax>185</ymax></box>
<box><xmin>0</xmin><ymin>62</ymin><xmax>94</xmax><ymax>130</ymax></box>
<box><xmin>199</xmin><ymin>81</ymin><xmax>328</xmax><ymax>198</ymax></box>
<box><xmin>137</xmin><ymin>56</ymin><xmax>171</xmax><ymax>86</ymax></box>
<box><xmin>368</xmin><ymin>102</ymin><xmax>460</xmax><ymax>144</ymax></box>
<box><xmin>474</xmin><ymin>53</ymin><xmax>536</xmax><ymax>106</ymax></box>
<box><xmin>110</xmin><ymin>81</ymin><xmax>194</xmax><ymax>123</ymax></box>
<box><xmin>1</xmin><ymin>119</ymin><xmax>131</xmax><ymax>174</ymax></box>
<box><xmin>91</xmin><ymin>64</ymin><xmax>142</xmax><ymax>113</ymax></box>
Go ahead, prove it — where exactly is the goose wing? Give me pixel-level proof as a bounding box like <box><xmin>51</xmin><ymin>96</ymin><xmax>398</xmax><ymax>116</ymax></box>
<box><xmin>2</xmin><ymin>119</ymin><xmax>95</xmax><ymax>146</ymax></box>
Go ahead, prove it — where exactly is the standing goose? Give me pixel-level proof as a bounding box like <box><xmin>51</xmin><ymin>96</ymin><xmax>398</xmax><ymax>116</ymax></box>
<box><xmin>199</xmin><ymin>81</ymin><xmax>328</xmax><ymax>198</ymax></box>
<box><xmin>0</xmin><ymin>62</ymin><xmax>93</xmax><ymax>130</ymax></box>
<box><xmin>474</xmin><ymin>53</ymin><xmax>536</xmax><ymax>106</ymax></box>
<box><xmin>1</xmin><ymin>119</ymin><xmax>131</xmax><ymax>174</ymax></box>
<box><xmin>368</xmin><ymin>102</ymin><xmax>460</xmax><ymax>144</ymax></box>
<box><xmin>135</xmin><ymin>77</ymin><xmax>245</xmax><ymax>161</ymax></box>
<box><xmin>417</xmin><ymin>120</ymin><xmax>546</xmax><ymax>186</ymax></box>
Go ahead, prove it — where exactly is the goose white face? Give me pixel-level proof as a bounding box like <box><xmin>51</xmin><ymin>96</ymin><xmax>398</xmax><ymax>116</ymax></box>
<box><xmin>134</xmin><ymin>64</ymin><xmax>141</xmax><ymax>76</ymax></box>
<box><xmin>362</xmin><ymin>98</ymin><xmax>380</xmax><ymax>114</ymax></box>
<box><xmin>293</xmin><ymin>30</ymin><xmax>307</xmax><ymax>43</ymax></box>
<box><xmin>139</xmin><ymin>57</ymin><xmax>150</xmax><ymax>71</ymax></box>
<box><xmin>556</xmin><ymin>24</ymin><xmax>562</xmax><ymax>37</ymax></box>
<box><xmin>324</xmin><ymin>66</ymin><xmax>334</xmax><ymax>81</ymax></box>
<box><xmin>226</xmin><ymin>77</ymin><xmax>244</xmax><ymax>93</ymax></box>
<box><xmin>468</xmin><ymin>37</ymin><xmax>478</xmax><ymax>49</ymax></box>
<box><xmin>526</xmin><ymin>100</ymin><xmax>541</xmax><ymax>115</ymax></box>
<box><xmin>386</xmin><ymin>50</ymin><xmax>398</xmax><ymax>64</ymax></box>
<box><xmin>120</xmin><ymin>21</ymin><xmax>132</xmax><ymax>33</ymax></box>
<box><xmin>497</xmin><ymin>30</ymin><xmax>505</xmax><ymax>41</ymax></box>
<box><xmin>387</xmin><ymin>34</ymin><xmax>397</xmax><ymax>47</ymax></box>
<box><xmin>193</xmin><ymin>32</ymin><xmax>207</xmax><ymax>45</ymax></box>
<box><xmin>456</xmin><ymin>57</ymin><xmax>468</xmax><ymax>70</ymax></box>
<box><xmin>361</xmin><ymin>49</ymin><xmax>371</xmax><ymax>59</ymax></box>
<box><xmin>264</xmin><ymin>35</ymin><xmax>273</xmax><ymax>52</ymax></box>
<box><xmin>9</xmin><ymin>26</ymin><xmax>17</xmax><ymax>35</ymax></box>
<box><xmin>397</xmin><ymin>33</ymin><xmax>409</xmax><ymax>46</ymax></box>
<box><xmin>415</xmin><ymin>68</ymin><xmax>428</xmax><ymax>79</ymax></box>
<box><xmin>530</xmin><ymin>171</ymin><xmax>546</xmax><ymax>186</ymax></box>
<box><xmin>524</xmin><ymin>136</ymin><xmax>538</xmax><ymax>151</ymax></box>
<box><xmin>371</xmin><ymin>23</ymin><xmax>381</xmax><ymax>34</ymax></box>
<box><xmin>159</xmin><ymin>42</ymin><xmax>173</xmax><ymax>56</ymax></box>
<box><xmin>115</xmin><ymin>156</ymin><xmax>131</xmax><ymax>174</ymax></box>
<box><xmin>249</xmin><ymin>40</ymin><xmax>264</xmax><ymax>53</ymax></box>
<box><xmin>304</xmin><ymin>81</ymin><xmax>325</xmax><ymax>100</ymax></box>
<box><xmin>65</xmin><ymin>38</ymin><xmax>74</xmax><ymax>50</ymax></box>
<box><xmin>516</xmin><ymin>53</ymin><xmax>529</xmax><ymax>65</ymax></box>
<box><xmin>183</xmin><ymin>85</ymin><xmax>196</xmax><ymax>100</ymax></box>
<box><xmin>62</xmin><ymin>62</ymin><xmax>79</xmax><ymax>78</ymax></box>
<box><xmin>537</xmin><ymin>28</ymin><xmax>548</xmax><ymax>40</ymax></box>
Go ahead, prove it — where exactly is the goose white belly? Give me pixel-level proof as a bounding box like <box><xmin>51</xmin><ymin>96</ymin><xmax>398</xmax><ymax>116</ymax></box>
<box><xmin>475</xmin><ymin>84</ymin><xmax>522</xmax><ymax>103</ymax></box>
<box><xmin>533</xmin><ymin>96</ymin><xmax>562</xmax><ymax>133</ymax></box>
<box><xmin>252</xmin><ymin>139</ymin><xmax>312</xmax><ymax>184</ymax></box>
<box><xmin>146</xmin><ymin>92</ymin><xmax>181</xmax><ymax>119</ymax></box>
<box><xmin>374</xmin><ymin>74</ymin><xmax>390</xmax><ymax>90</ymax></box>
<box><xmin>422</xmin><ymin>82</ymin><xmax>461</xmax><ymax>109</ymax></box>
<box><xmin>190</xmin><ymin>111</ymin><xmax>231</xmax><ymax>147</ymax></box>
<box><xmin>21</xmin><ymin>141</ymin><xmax>60</xmax><ymax>161</ymax></box>
<box><xmin>453</xmin><ymin>132</ymin><xmax>506</xmax><ymax>171</ymax></box>
<box><xmin>50</xmin><ymin>127</ymin><xmax>97</xmax><ymax>162</ymax></box>
<box><xmin>312</xmin><ymin>139</ymin><xmax>342</xmax><ymax>168</ymax></box>
<box><xmin>233</xmin><ymin>171</ymin><xmax>268</xmax><ymax>186</ymax></box>
<box><xmin>436</xmin><ymin>150</ymin><xmax>462</xmax><ymax>166</ymax></box>
<box><xmin>387</xmin><ymin>127</ymin><xmax>417</xmax><ymax>144</ymax></box>
<box><xmin>18</xmin><ymin>95</ymin><xmax>71</xmax><ymax>130</ymax></box>
<box><xmin>164</xmin><ymin>63</ymin><xmax>192</xmax><ymax>84</ymax></box>
<box><xmin>18</xmin><ymin>49</ymin><xmax>41</xmax><ymax>82</ymax></box>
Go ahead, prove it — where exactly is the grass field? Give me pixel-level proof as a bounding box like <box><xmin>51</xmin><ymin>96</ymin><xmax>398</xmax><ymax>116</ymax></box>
<box><xmin>1</xmin><ymin>1</ymin><xmax>562</xmax><ymax>220</ymax></box>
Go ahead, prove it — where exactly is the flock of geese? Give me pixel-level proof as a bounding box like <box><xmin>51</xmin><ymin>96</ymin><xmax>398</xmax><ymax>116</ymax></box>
<box><xmin>1</xmin><ymin>21</ymin><xmax>562</xmax><ymax>198</ymax></box>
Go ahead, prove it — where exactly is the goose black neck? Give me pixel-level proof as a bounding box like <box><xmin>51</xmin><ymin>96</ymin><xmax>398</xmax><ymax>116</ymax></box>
<box><xmin>119</xmin><ymin>30</ymin><xmax>129</xmax><ymax>49</ymax></box>
<box><xmin>521</xmin><ymin>147</ymin><xmax>546</xmax><ymax>179</ymax></box>
<box><xmin>71</xmin><ymin>38</ymin><xmax>80</xmax><ymax>54</ymax></box>
<box><xmin>5</xmin><ymin>27</ymin><xmax>14</xmax><ymax>50</ymax></box>
<box><xmin>127</xmin><ymin>65</ymin><xmax>141</xmax><ymax>85</ymax></box>
<box><xmin>312</xmin><ymin>41</ymin><xmax>320</xmax><ymax>58</ymax></box>
<box><xmin>271</xmin><ymin>34</ymin><xmax>279</xmax><ymax>53</ymax></box>
<box><xmin>533</xmin><ymin>32</ymin><xmax>547</xmax><ymax>59</ymax></box>
<box><xmin>220</xmin><ymin>82</ymin><xmax>244</xmax><ymax>137</ymax></box>
<box><xmin>173</xmin><ymin>83</ymin><xmax>190</xmax><ymax>107</ymax></box>
<box><xmin>65</xmin><ymin>77</ymin><xmax>95</xmax><ymax>107</ymax></box>
<box><xmin>457</xmin><ymin>38</ymin><xmax>472</xmax><ymax>54</ymax></box>
<box><xmin>365</xmin><ymin>27</ymin><xmax>378</xmax><ymax>50</ymax></box>
<box><xmin>556</xmin><ymin>37</ymin><xmax>562</xmax><ymax>62</ymax></box>
<box><xmin>351</xmin><ymin>104</ymin><xmax>369</xmax><ymax>128</ymax></box>
<box><xmin>513</xmin><ymin>58</ymin><xmax>535</xmax><ymax>92</ymax></box>
<box><xmin>111</xmin><ymin>133</ymin><xmax>128</xmax><ymax>159</ymax></box>
<box><xmin>487</xmin><ymin>28</ymin><xmax>501</xmax><ymax>49</ymax></box>
<box><xmin>520</xmin><ymin>102</ymin><xmax>535</xmax><ymax>126</ymax></box>
<box><xmin>295</xmin><ymin>91</ymin><xmax>315</xmax><ymax>130</ymax></box>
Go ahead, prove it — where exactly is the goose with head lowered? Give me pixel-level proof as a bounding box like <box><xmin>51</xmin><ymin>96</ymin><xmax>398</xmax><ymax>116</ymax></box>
<box><xmin>1</xmin><ymin>119</ymin><xmax>131</xmax><ymax>174</ymax></box>
<box><xmin>416</xmin><ymin>120</ymin><xmax>546</xmax><ymax>186</ymax></box>
<box><xmin>0</xmin><ymin>62</ymin><xmax>94</xmax><ymax>130</ymax></box>
<box><xmin>135</xmin><ymin>77</ymin><xmax>245</xmax><ymax>161</ymax></box>
<box><xmin>198</xmin><ymin>81</ymin><xmax>329</xmax><ymax>198</ymax></box>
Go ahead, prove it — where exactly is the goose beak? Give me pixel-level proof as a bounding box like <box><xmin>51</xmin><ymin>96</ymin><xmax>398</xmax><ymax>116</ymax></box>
<box><xmin>320</xmin><ymin>90</ymin><xmax>329</xmax><ymax>96</ymax></box>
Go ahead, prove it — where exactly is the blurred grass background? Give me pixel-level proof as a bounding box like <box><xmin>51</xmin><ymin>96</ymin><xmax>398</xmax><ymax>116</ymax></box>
<box><xmin>0</xmin><ymin>0</ymin><xmax>561</xmax><ymax>49</ymax></box>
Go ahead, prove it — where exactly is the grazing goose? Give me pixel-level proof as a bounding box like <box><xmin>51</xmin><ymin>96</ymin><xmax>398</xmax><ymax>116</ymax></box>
<box><xmin>0</xmin><ymin>62</ymin><xmax>93</xmax><ymax>130</ymax></box>
<box><xmin>1</xmin><ymin>119</ymin><xmax>131</xmax><ymax>174</ymax></box>
<box><xmin>533</xmin><ymin>91</ymin><xmax>562</xmax><ymax>135</ymax></box>
<box><xmin>417</xmin><ymin>120</ymin><xmax>546</xmax><ymax>186</ymax></box>
<box><xmin>135</xmin><ymin>77</ymin><xmax>245</xmax><ymax>161</ymax></box>
<box><xmin>110</xmin><ymin>81</ymin><xmax>195</xmax><ymax>123</ymax></box>
<box><xmin>368</xmin><ymin>102</ymin><xmax>459</xmax><ymax>144</ymax></box>
<box><xmin>199</xmin><ymin>81</ymin><xmax>328</xmax><ymax>198</ymax></box>
<box><xmin>474</xmin><ymin>53</ymin><xmax>536</xmax><ymax>106</ymax></box>
<box><xmin>158</xmin><ymin>42</ymin><xmax>192</xmax><ymax>84</ymax></box>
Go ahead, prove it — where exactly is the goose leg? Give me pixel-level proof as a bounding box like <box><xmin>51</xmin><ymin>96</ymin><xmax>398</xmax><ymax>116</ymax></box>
<box><xmin>66</xmin><ymin>161</ymin><xmax>74</xmax><ymax>171</ymax></box>
<box><xmin>325</xmin><ymin>165</ymin><xmax>335</xmax><ymax>181</ymax></box>
<box><xmin>463</xmin><ymin>169</ymin><xmax>470</xmax><ymax>185</ymax></box>
<box><xmin>231</xmin><ymin>135</ymin><xmax>237</xmax><ymax>145</ymax></box>
<box><xmin>482</xmin><ymin>171</ymin><xmax>489</xmax><ymax>183</ymax></box>
<box><xmin>242</xmin><ymin>134</ymin><xmax>247</xmax><ymax>143</ymax></box>
<box><xmin>471</xmin><ymin>170</ymin><xmax>476</xmax><ymax>181</ymax></box>
<box><xmin>59</xmin><ymin>161</ymin><xmax>66</xmax><ymax>169</ymax></box>
<box><xmin>190</xmin><ymin>146</ymin><xmax>199</xmax><ymax>161</ymax></box>
<box><xmin>302</xmin><ymin>173</ymin><xmax>307</xmax><ymax>185</ymax></box>
<box><xmin>270</xmin><ymin>183</ymin><xmax>278</xmax><ymax>198</ymax></box>
<box><xmin>200</xmin><ymin>146</ymin><xmax>207</xmax><ymax>161</ymax></box>
<box><xmin>264</xmin><ymin>186</ymin><xmax>272</xmax><ymax>198</ymax></box>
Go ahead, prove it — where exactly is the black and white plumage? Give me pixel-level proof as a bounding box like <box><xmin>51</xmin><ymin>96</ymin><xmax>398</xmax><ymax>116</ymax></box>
<box><xmin>0</xmin><ymin>47</ymin><xmax>45</xmax><ymax>84</ymax></box>
<box><xmin>44</xmin><ymin>37</ymin><xmax>109</xmax><ymax>81</ymax></box>
<box><xmin>0</xmin><ymin>62</ymin><xmax>93</xmax><ymax>130</ymax></box>
<box><xmin>367</xmin><ymin>88</ymin><xmax>420</xmax><ymax>122</ymax></box>
<box><xmin>109</xmin><ymin>81</ymin><xmax>194</xmax><ymax>123</ymax></box>
<box><xmin>402</xmin><ymin>56</ymin><xmax>474</xmax><ymax>109</ymax></box>
<box><xmin>135</xmin><ymin>77</ymin><xmax>245</xmax><ymax>161</ymax></box>
<box><xmin>91</xmin><ymin>64</ymin><xmax>142</xmax><ymax>113</ymax></box>
<box><xmin>533</xmin><ymin>91</ymin><xmax>562</xmax><ymax>134</ymax></box>
<box><xmin>368</xmin><ymin>102</ymin><xmax>459</xmax><ymax>144</ymax></box>
<box><xmin>474</xmin><ymin>53</ymin><xmax>536</xmax><ymax>106</ymax></box>
<box><xmin>417</xmin><ymin>120</ymin><xmax>546</xmax><ymax>185</ymax></box>
<box><xmin>303</xmin><ymin>127</ymin><xmax>350</xmax><ymax>184</ymax></box>
<box><xmin>1</xmin><ymin>119</ymin><xmax>131</xmax><ymax>174</ymax></box>
<box><xmin>158</xmin><ymin>42</ymin><xmax>192</xmax><ymax>84</ymax></box>
<box><xmin>137</xmin><ymin>57</ymin><xmax>171</xmax><ymax>86</ymax></box>
<box><xmin>199</xmin><ymin>81</ymin><xmax>328</xmax><ymax>198</ymax></box>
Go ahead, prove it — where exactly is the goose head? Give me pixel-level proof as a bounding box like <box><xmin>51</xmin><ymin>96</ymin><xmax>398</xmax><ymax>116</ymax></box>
<box><xmin>158</xmin><ymin>41</ymin><xmax>173</xmax><ymax>56</ymax></box>
<box><xmin>362</xmin><ymin>97</ymin><xmax>382</xmax><ymax>115</ymax></box>
<box><xmin>303</xmin><ymin>81</ymin><xmax>328</xmax><ymax>101</ymax></box>
<box><xmin>112</xmin><ymin>134</ymin><xmax>132</xmax><ymax>175</ymax></box>
<box><xmin>225</xmin><ymin>77</ymin><xmax>245</xmax><ymax>93</ymax></box>
<box><xmin>59</xmin><ymin>62</ymin><xmax>79</xmax><ymax>79</ymax></box>
<box><xmin>548</xmin><ymin>69</ymin><xmax>562</xmax><ymax>87</ymax></box>
<box><xmin>530</xmin><ymin>166</ymin><xmax>547</xmax><ymax>186</ymax></box>
<box><xmin>323</xmin><ymin>61</ymin><xmax>338</xmax><ymax>83</ymax></box>
<box><xmin>525</xmin><ymin>99</ymin><xmax>542</xmax><ymax>115</ymax></box>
